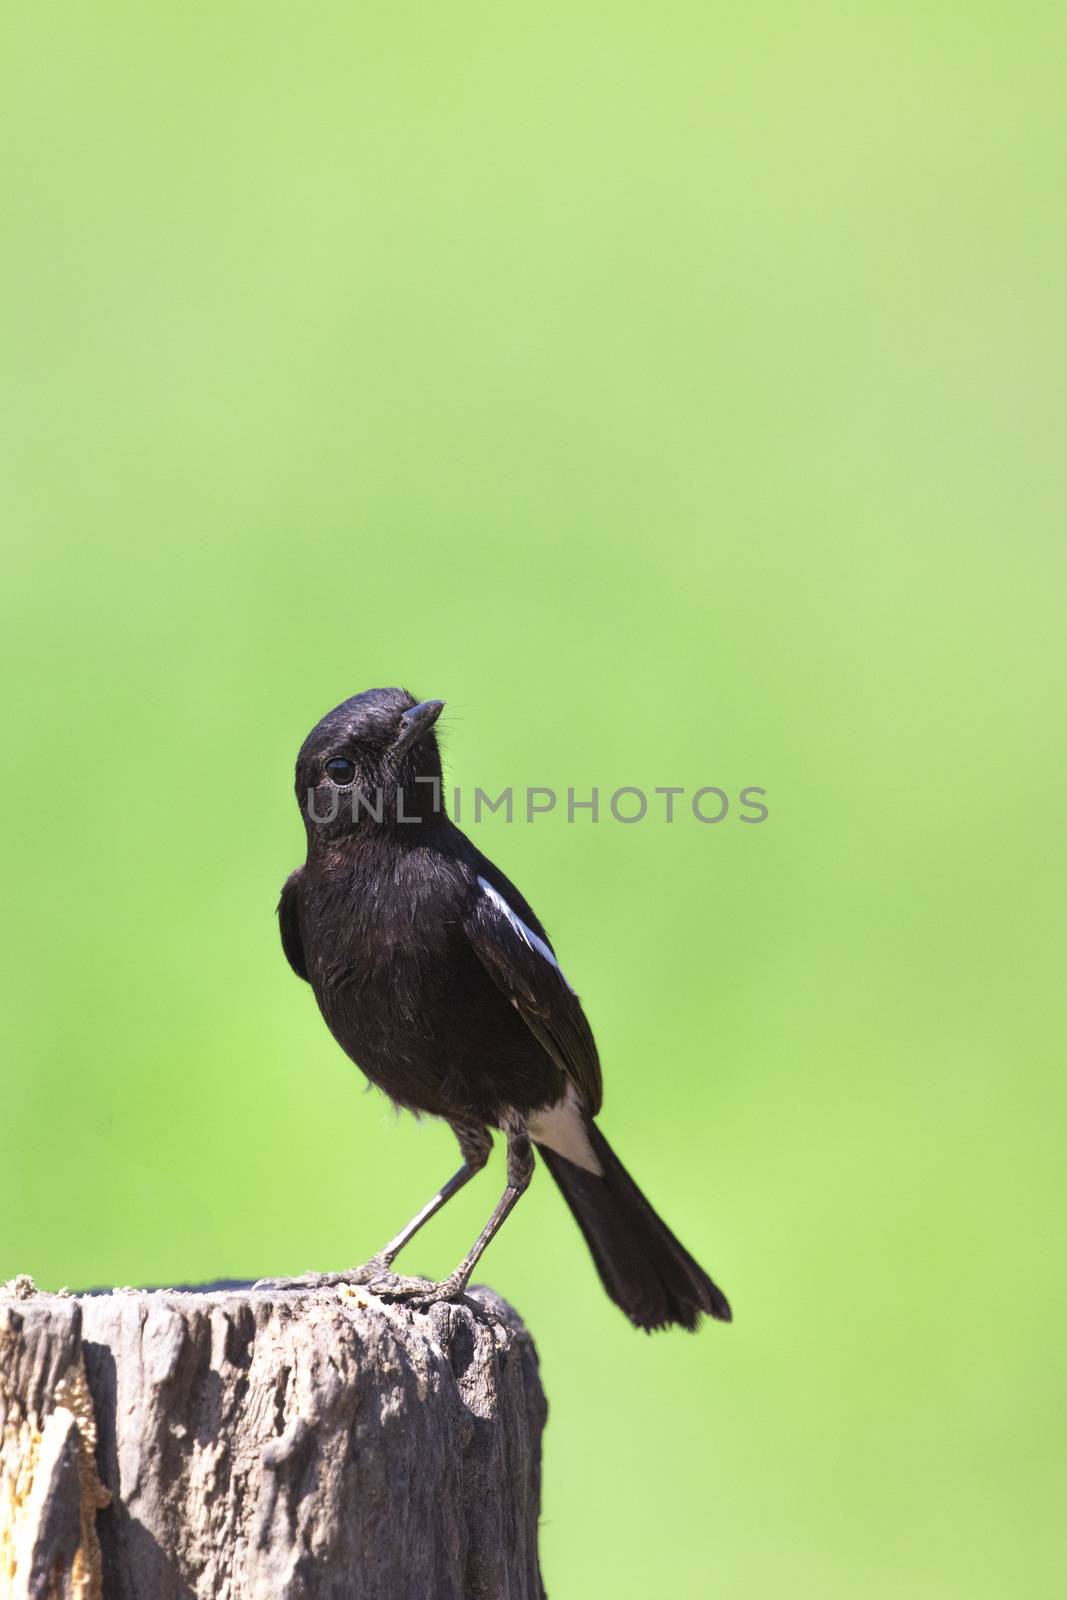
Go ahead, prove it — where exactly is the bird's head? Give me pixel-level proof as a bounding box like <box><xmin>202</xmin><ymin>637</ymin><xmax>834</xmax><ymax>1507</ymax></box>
<box><xmin>295</xmin><ymin>687</ymin><xmax>445</xmax><ymax>841</ymax></box>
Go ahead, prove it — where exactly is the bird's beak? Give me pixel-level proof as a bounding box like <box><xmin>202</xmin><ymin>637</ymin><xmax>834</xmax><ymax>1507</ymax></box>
<box><xmin>394</xmin><ymin>699</ymin><xmax>445</xmax><ymax>757</ymax></box>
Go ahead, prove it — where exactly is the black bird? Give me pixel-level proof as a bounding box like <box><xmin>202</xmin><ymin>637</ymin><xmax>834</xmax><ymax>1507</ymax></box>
<box><xmin>268</xmin><ymin>687</ymin><xmax>731</xmax><ymax>1331</ymax></box>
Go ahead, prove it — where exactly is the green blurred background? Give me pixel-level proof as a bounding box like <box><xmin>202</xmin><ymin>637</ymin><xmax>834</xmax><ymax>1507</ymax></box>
<box><xmin>3</xmin><ymin>4</ymin><xmax>1064</xmax><ymax>1594</ymax></box>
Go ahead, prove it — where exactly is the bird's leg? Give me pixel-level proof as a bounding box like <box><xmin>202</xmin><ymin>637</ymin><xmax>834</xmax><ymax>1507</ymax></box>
<box><xmin>356</xmin><ymin>1122</ymin><xmax>492</xmax><ymax>1277</ymax></box>
<box><xmin>371</xmin><ymin>1126</ymin><xmax>534</xmax><ymax>1308</ymax></box>
<box><xmin>253</xmin><ymin>1121</ymin><xmax>491</xmax><ymax>1293</ymax></box>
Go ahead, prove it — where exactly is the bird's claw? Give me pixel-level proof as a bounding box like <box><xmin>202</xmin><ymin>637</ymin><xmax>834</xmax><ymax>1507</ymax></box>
<box><xmin>365</xmin><ymin>1270</ymin><xmax>469</xmax><ymax>1309</ymax></box>
<box><xmin>253</xmin><ymin>1270</ymin><xmax>343</xmax><ymax>1292</ymax></box>
<box><xmin>253</xmin><ymin>1260</ymin><xmax>387</xmax><ymax>1293</ymax></box>
<box><xmin>252</xmin><ymin>1262</ymin><xmax>470</xmax><ymax>1309</ymax></box>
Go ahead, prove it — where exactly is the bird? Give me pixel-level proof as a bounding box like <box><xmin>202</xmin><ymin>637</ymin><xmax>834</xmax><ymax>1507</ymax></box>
<box><xmin>266</xmin><ymin>687</ymin><xmax>731</xmax><ymax>1331</ymax></box>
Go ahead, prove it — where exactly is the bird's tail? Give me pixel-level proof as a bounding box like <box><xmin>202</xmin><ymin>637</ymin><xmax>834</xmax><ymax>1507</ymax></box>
<box><xmin>536</xmin><ymin>1117</ymin><xmax>731</xmax><ymax>1331</ymax></box>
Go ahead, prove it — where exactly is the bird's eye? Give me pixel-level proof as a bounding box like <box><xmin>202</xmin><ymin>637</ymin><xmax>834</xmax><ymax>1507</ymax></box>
<box><xmin>324</xmin><ymin>757</ymin><xmax>356</xmax><ymax>786</ymax></box>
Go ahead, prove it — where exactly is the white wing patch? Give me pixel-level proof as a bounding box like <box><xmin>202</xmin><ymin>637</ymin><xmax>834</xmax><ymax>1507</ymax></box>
<box><xmin>477</xmin><ymin>876</ymin><xmax>576</xmax><ymax>993</ymax></box>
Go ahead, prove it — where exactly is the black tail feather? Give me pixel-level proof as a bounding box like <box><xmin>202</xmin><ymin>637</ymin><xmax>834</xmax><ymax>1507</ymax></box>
<box><xmin>536</xmin><ymin>1119</ymin><xmax>732</xmax><ymax>1331</ymax></box>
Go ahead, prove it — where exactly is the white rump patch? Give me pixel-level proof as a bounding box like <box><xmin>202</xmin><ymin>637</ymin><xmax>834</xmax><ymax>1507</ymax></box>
<box><xmin>528</xmin><ymin>1085</ymin><xmax>603</xmax><ymax>1175</ymax></box>
<box><xmin>477</xmin><ymin>876</ymin><xmax>575</xmax><ymax>992</ymax></box>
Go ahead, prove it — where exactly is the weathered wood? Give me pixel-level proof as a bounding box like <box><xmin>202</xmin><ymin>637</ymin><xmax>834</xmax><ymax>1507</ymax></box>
<box><xmin>0</xmin><ymin>1278</ymin><xmax>547</xmax><ymax>1600</ymax></box>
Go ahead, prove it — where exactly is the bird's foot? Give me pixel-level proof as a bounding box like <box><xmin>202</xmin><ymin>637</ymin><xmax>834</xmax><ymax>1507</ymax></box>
<box><xmin>253</xmin><ymin>1259</ymin><xmax>390</xmax><ymax>1293</ymax></box>
<box><xmin>253</xmin><ymin>1270</ymin><xmax>345</xmax><ymax>1292</ymax></box>
<box><xmin>252</xmin><ymin>1262</ymin><xmax>471</xmax><ymax>1309</ymax></box>
<box><xmin>363</xmin><ymin>1268</ymin><xmax>471</xmax><ymax>1310</ymax></box>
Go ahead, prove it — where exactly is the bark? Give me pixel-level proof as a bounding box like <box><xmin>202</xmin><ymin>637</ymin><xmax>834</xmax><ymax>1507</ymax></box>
<box><xmin>0</xmin><ymin>1277</ymin><xmax>547</xmax><ymax>1600</ymax></box>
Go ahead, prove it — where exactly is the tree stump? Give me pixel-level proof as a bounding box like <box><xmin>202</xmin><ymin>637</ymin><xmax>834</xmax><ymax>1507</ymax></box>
<box><xmin>0</xmin><ymin>1277</ymin><xmax>547</xmax><ymax>1600</ymax></box>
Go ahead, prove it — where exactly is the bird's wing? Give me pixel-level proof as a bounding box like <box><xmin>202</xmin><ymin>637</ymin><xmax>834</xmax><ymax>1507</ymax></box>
<box><xmin>463</xmin><ymin>873</ymin><xmax>603</xmax><ymax>1115</ymax></box>
<box><xmin>278</xmin><ymin>869</ymin><xmax>309</xmax><ymax>981</ymax></box>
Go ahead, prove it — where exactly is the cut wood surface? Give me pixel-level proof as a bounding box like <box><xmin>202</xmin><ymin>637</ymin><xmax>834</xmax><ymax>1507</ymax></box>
<box><xmin>0</xmin><ymin>1276</ymin><xmax>547</xmax><ymax>1600</ymax></box>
